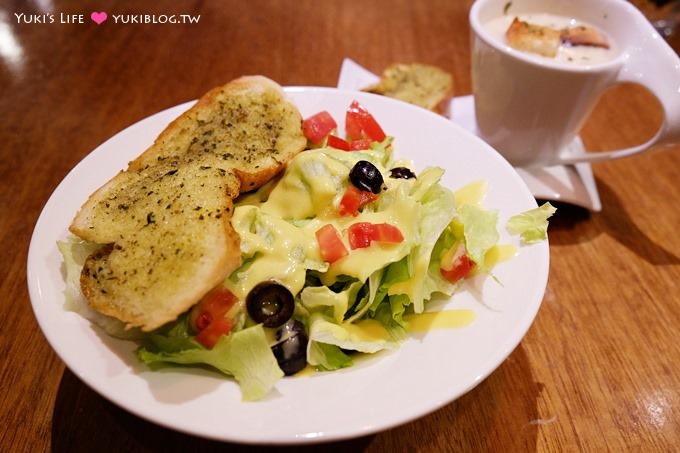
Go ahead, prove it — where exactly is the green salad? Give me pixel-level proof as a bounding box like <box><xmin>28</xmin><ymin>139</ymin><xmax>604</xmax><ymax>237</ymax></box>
<box><xmin>59</xmin><ymin>101</ymin><xmax>555</xmax><ymax>401</ymax></box>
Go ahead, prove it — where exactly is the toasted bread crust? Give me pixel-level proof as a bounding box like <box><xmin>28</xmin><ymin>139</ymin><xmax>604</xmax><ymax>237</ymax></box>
<box><xmin>363</xmin><ymin>63</ymin><xmax>453</xmax><ymax>112</ymax></box>
<box><xmin>506</xmin><ymin>17</ymin><xmax>561</xmax><ymax>58</ymax></box>
<box><xmin>560</xmin><ymin>25</ymin><xmax>610</xmax><ymax>49</ymax></box>
<box><xmin>69</xmin><ymin>76</ymin><xmax>306</xmax><ymax>331</ymax></box>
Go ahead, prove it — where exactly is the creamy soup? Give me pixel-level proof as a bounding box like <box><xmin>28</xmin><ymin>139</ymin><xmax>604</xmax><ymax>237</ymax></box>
<box><xmin>484</xmin><ymin>13</ymin><xmax>618</xmax><ymax>66</ymax></box>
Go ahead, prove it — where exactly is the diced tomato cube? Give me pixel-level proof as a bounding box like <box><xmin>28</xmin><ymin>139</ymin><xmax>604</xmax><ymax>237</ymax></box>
<box><xmin>338</xmin><ymin>185</ymin><xmax>378</xmax><ymax>217</ymax></box>
<box><xmin>440</xmin><ymin>244</ymin><xmax>476</xmax><ymax>284</ymax></box>
<box><xmin>189</xmin><ymin>287</ymin><xmax>238</xmax><ymax>348</ymax></box>
<box><xmin>327</xmin><ymin>134</ymin><xmax>351</xmax><ymax>151</ymax></box>
<box><xmin>348</xmin><ymin>222</ymin><xmax>404</xmax><ymax>249</ymax></box>
<box><xmin>315</xmin><ymin>224</ymin><xmax>348</xmax><ymax>263</ymax></box>
<box><xmin>372</xmin><ymin>223</ymin><xmax>404</xmax><ymax>243</ymax></box>
<box><xmin>345</xmin><ymin>100</ymin><xmax>387</xmax><ymax>142</ymax></box>
<box><xmin>358</xmin><ymin>114</ymin><xmax>386</xmax><ymax>143</ymax></box>
<box><xmin>345</xmin><ymin>103</ymin><xmax>364</xmax><ymax>141</ymax></box>
<box><xmin>348</xmin><ymin>222</ymin><xmax>374</xmax><ymax>249</ymax></box>
<box><xmin>303</xmin><ymin>111</ymin><xmax>337</xmax><ymax>145</ymax></box>
<box><xmin>195</xmin><ymin>317</ymin><xmax>233</xmax><ymax>349</ymax></box>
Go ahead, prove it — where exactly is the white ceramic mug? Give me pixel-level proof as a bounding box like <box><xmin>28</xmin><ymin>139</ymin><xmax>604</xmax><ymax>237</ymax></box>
<box><xmin>470</xmin><ymin>0</ymin><xmax>680</xmax><ymax>167</ymax></box>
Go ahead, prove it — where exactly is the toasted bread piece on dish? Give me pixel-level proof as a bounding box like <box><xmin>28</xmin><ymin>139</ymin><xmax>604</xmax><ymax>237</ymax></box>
<box><xmin>506</xmin><ymin>17</ymin><xmax>561</xmax><ymax>57</ymax></box>
<box><xmin>70</xmin><ymin>76</ymin><xmax>306</xmax><ymax>332</ymax></box>
<box><xmin>560</xmin><ymin>25</ymin><xmax>610</xmax><ymax>49</ymax></box>
<box><xmin>363</xmin><ymin>63</ymin><xmax>453</xmax><ymax>112</ymax></box>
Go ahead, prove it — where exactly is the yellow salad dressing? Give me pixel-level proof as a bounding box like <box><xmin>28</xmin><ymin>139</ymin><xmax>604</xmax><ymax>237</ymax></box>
<box><xmin>405</xmin><ymin>309</ymin><xmax>477</xmax><ymax>332</ymax></box>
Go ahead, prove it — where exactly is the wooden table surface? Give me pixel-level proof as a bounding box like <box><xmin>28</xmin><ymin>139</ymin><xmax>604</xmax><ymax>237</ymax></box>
<box><xmin>2</xmin><ymin>1</ymin><xmax>679</xmax><ymax>451</ymax></box>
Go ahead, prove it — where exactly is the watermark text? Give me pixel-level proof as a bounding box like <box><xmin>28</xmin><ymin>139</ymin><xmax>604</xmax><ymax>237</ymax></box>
<box><xmin>13</xmin><ymin>11</ymin><xmax>201</xmax><ymax>26</ymax></box>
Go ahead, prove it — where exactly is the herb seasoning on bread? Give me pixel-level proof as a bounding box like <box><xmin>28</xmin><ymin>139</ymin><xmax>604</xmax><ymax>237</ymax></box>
<box><xmin>69</xmin><ymin>76</ymin><xmax>306</xmax><ymax>332</ymax></box>
<box><xmin>363</xmin><ymin>63</ymin><xmax>453</xmax><ymax>112</ymax></box>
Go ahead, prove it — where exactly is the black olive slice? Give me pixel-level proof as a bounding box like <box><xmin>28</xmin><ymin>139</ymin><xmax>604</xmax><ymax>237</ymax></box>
<box><xmin>246</xmin><ymin>282</ymin><xmax>294</xmax><ymax>328</ymax></box>
<box><xmin>389</xmin><ymin>167</ymin><xmax>416</xmax><ymax>179</ymax></box>
<box><xmin>271</xmin><ymin>320</ymin><xmax>308</xmax><ymax>375</ymax></box>
<box><xmin>349</xmin><ymin>160</ymin><xmax>385</xmax><ymax>194</ymax></box>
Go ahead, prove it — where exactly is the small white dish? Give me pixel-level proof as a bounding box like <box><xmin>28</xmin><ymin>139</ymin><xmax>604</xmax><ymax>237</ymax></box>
<box><xmin>27</xmin><ymin>87</ymin><xmax>549</xmax><ymax>444</ymax></box>
<box><xmin>338</xmin><ymin>58</ymin><xmax>602</xmax><ymax>211</ymax></box>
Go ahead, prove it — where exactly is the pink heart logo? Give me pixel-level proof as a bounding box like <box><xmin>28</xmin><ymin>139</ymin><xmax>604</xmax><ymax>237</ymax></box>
<box><xmin>90</xmin><ymin>11</ymin><xmax>107</xmax><ymax>25</ymax></box>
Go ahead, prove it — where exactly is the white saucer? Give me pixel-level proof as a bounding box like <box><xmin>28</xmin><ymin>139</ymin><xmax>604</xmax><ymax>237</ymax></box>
<box><xmin>337</xmin><ymin>58</ymin><xmax>602</xmax><ymax>211</ymax></box>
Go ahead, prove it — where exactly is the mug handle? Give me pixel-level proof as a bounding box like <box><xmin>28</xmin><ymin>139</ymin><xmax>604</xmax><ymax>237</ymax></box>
<box><xmin>552</xmin><ymin>6</ymin><xmax>680</xmax><ymax>166</ymax></box>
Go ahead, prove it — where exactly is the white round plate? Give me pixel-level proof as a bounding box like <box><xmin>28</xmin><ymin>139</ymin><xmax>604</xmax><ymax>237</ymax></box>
<box><xmin>27</xmin><ymin>87</ymin><xmax>549</xmax><ymax>444</ymax></box>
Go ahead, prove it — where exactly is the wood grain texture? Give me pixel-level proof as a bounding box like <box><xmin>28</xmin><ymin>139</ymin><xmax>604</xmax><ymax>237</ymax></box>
<box><xmin>1</xmin><ymin>0</ymin><xmax>678</xmax><ymax>451</ymax></box>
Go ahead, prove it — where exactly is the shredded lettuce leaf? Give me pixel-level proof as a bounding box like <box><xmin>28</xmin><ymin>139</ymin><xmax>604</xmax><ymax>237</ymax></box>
<box><xmin>138</xmin><ymin>323</ymin><xmax>283</xmax><ymax>401</ymax></box>
<box><xmin>458</xmin><ymin>203</ymin><xmax>500</xmax><ymax>271</ymax></box>
<box><xmin>307</xmin><ymin>341</ymin><xmax>353</xmax><ymax>371</ymax></box>
<box><xmin>306</xmin><ymin>312</ymin><xmax>398</xmax><ymax>358</ymax></box>
<box><xmin>506</xmin><ymin>202</ymin><xmax>556</xmax><ymax>244</ymax></box>
<box><xmin>58</xmin><ymin>238</ymin><xmax>142</xmax><ymax>340</ymax></box>
<box><xmin>387</xmin><ymin>169</ymin><xmax>458</xmax><ymax>312</ymax></box>
<box><xmin>300</xmin><ymin>282</ymin><xmax>362</xmax><ymax>323</ymax></box>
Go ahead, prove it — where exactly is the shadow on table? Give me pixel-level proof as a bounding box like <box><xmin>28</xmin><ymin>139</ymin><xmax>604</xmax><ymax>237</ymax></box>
<box><xmin>51</xmin><ymin>342</ymin><xmax>544</xmax><ymax>452</ymax></box>
<box><xmin>51</xmin><ymin>367</ymin><xmax>374</xmax><ymax>452</ymax></box>
<box><xmin>542</xmin><ymin>178</ymin><xmax>680</xmax><ymax>265</ymax></box>
<box><xmin>368</xmin><ymin>342</ymin><xmax>545</xmax><ymax>452</ymax></box>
